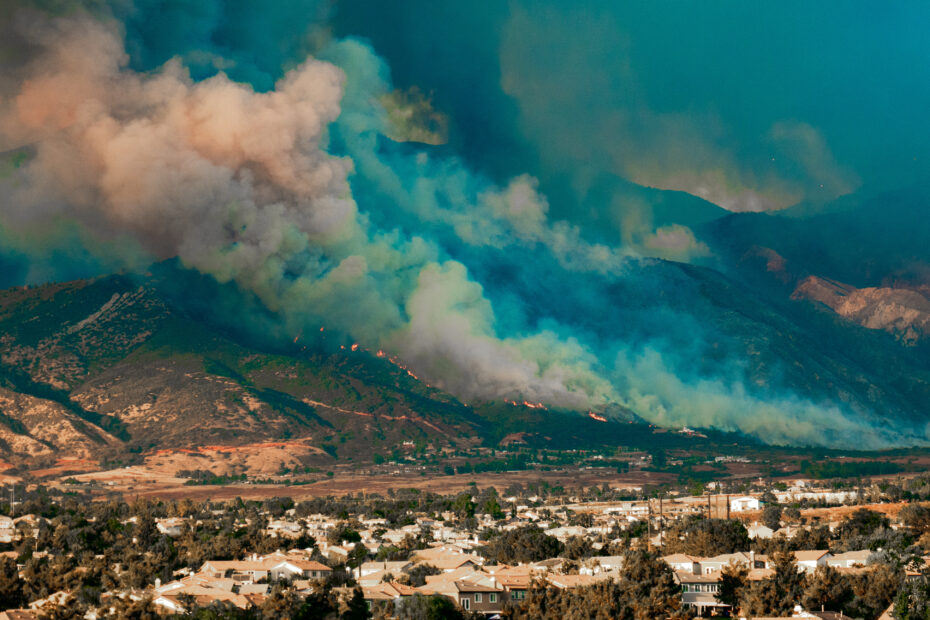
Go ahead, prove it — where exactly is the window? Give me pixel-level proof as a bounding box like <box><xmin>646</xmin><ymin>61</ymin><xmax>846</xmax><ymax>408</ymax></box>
<box><xmin>475</xmin><ymin>593</ymin><xmax>482</xmax><ymax>603</ymax></box>
<box><xmin>462</xmin><ymin>598</ymin><xmax>470</xmax><ymax>610</ymax></box>
<box><xmin>490</xmin><ymin>593</ymin><xmax>498</xmax><ymax>603</ymax></box>
<box><xmin>512</xmin><ymin>590</ymin><xmax>525</xmax><ymax>600</ymax></box>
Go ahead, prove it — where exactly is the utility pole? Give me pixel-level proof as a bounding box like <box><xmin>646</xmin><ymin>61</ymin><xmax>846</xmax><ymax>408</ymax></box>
<box><xmin>647</xmin><ymin>498</ymin><xmax>652</xmax><ymax>551</ymax></box>
<box><xmin>9</xmin><ymin>485</ymin><xmax>13</xmax><ymax>517</ymax></box>
<box><xmin>726</xmin><ymin>494</ymin><xmax>730</xmax><ymax>520</ymax></box>
<box><xmin>659</xmin><ymin>495</ymin><xmax>663</xmax><ymax>533</ymax></box>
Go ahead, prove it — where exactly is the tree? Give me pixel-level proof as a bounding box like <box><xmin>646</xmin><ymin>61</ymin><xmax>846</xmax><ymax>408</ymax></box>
<box><xmin>400</xmin><ymin>564</ymin><xmax>441</xmax><ymax>587</ymax></box>
<box><xmin>342</xmin><ymin>587</ymin><xmax>371</xmax><ymax>620</ymax></box>
<box><xmin>649</xmin><ymin>449</ymin><xmax>667</xmax><ymax>469</ymax></box>
<box><xmin>663</xmin><ymin>517</ymin><xmax>750</xmax><ymax>556</ymax></box>
<box><xmin>105</xmin><ymin>594</ymin><xmax>161</xmax><ymax>620</ymax></box>
<box><xmin>0</xmin><ymin>556</ymin><xmax>25</xmax><ymax>610</ymax></box>
<box><xmin>837</xmin><ymin>508</ymin><xmax>889</xmax><ymax>540</ymax></box>
<box><xmin>395</xmin><ymin>594</ymin><xmax>464</xmax><ymax>620</ymax></box>
<box><xmin>900</xmin><ymin>504</ymin><xmax>930</xmax><ymax>535</ymax></box>
<box><xmin>740</xmin><ymin>552</ymin><xmax>805</xmax><ymax>618</ymax></box>
<box><xmin>618</xmin><ymin>549</ymin><xmax>688</xmax><ymax>620</ymax></box>
<box><xmin>847</xmin><ymin>563</ymin><xmax>902</xmax><ymax>619</ymax></box>
<box><xmin>716</xmin><ymin>562</ymin><xmax>747</xmax><ymax>610</ymax></box>
<box><xmin>483</xmin><ymin>498</ymin><xmax>505</xmax><ymax>520</ymax></box>
<box><xmin>328</xmin><ymin>522</ymin><xmax>362</xmax><ymax>545</ymax></box>
<box><xmin>561</xmin><ymin>536</ymin><xmax>594</xmax><ymax>561</ymax></box>
<box><xmin>452</xmin><ymin>493</ymin><xmax>475</xmax><ymax>520</ymax></box>
<box><xmin>801</xmin><ymin>565</ymin><xmax>853</xmax><ymax>613</ymax></box>
<box><xmin>761</xmin><ymin>504</ymin><xmax>782</xmax><ymax>531</ymax></box>
<box><xmin>480</xmin><ymin>525</ymin><xmax>563</xmax><ymax>564</ymax></box>
<box><xmin>347</xmin><ymin>543</ymin><xmax>368</xmax><ymax>571</ymax></box>
<box><xmin>771</xmin><ymin>551</ymin><xmax>806</xmax><ymax>610</ymax></box>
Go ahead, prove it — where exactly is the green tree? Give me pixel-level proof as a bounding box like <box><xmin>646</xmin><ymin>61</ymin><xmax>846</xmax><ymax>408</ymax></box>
<box><xmin>480</xmin><ymin>525</ymin><xmax>563</xmax><ymax>564</ymax></box>
<box><xmin>663</xmin><ymin>517</ymin><xmax>750</xmax><ymax>556</ymax></box>
<box><xmin>900</xmin><ymin>504</ymin><xmax>930</xmax><ymax>535</ymax></box>
<box><xmin>741</xmin><ymin>551</ymin><xmax>806</xmax><ymax>617</ymax></box>
<box><xmin>801</xmin><ymin>565</ymin><xmax>853</xmax><ymax>613</ymax></box>
<box><xmin>452</xmin><ymin>493</ymin><xmax>475</xmax><ymax>520</ymax></box>
<box><xmin>716</xmin><ymin>562</ymin><xmax>747</xmax><ymax>610</ymax></box>
<box><xmin>761</xmin><ymin>504</ymin><xmax>782</xmax><ymax>531</ymax></box>
<box><xmin>561</xmin><ymin>536</ymin><xmax>594</xmax><ymax>561</ymax></box>
<box><xmin>838</xmin><ymin>508</ymin><xmax>889</xmax><ymax>540</ymax></box>
<box><xmin>400</xmin><ymin>564</ymin><xmax>441</xmax><ymax>587</ymax></box>
<box><xmin>342</xmin><ymin>587</ymin><xmax>371</xmax><ymax>620</ymax></box>
<box><xmin>483</xmin><ymin>498</ymin><xmax>505</xmax><ymax>520</ymax></box>
<box><xmin>0</xmin><ymin>556</ymin><xmax>25</xmax><ymax>610</ymax></box>
<box><xmin>619</xmin><ymin>549</ymin><xmax>687</xmax><ymax>620</ymax></box>
<box><xmin>395</xmin><ymin>594</ymin><xmax>464</xmax><ymax>620</ymax></box>
<box><xmin>347</xmin><ymin>543</ymin><xmax>368</xmax><ymax>571</ymax></box>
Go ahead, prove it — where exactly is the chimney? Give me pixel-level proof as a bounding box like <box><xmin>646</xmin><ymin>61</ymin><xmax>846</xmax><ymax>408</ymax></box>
<box><xmin>155</xmin><ymin>578</ymin><xmax>161</xmax><ymax>588</ymax></box>
<box><xmin>750</xmin><ymin>550</ymin><xmax>755</xmax><ymax>567</ymax></box>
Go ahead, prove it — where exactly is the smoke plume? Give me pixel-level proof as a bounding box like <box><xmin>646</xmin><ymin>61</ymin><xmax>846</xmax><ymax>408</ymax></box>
<box><xmin>0</xmin><ymin>3</ymin><xmax>924</xmax><ymax>448</ymax></box>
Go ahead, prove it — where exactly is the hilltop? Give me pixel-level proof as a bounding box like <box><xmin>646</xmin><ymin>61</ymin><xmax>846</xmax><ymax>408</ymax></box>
<box><xmin>0</xmin><ymin>266</ymin><xmax>662</xmax><ymax>473</ymax></box>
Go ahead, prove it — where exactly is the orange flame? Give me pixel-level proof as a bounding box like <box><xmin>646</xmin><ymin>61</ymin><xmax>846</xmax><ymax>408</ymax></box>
<box><xmin>351</xmin><ymin>343</ymin><xmax>359</xmax><ymax>352</ymax></box>
<box><xmin>505</xmin><ymin>399</ymin><xmax>548</xmax><ymax>410</ymax></box>
<box><xmin>588</xmin><ymin>412</ymin><xmax>607</xmax><ymax>422</ymax></box>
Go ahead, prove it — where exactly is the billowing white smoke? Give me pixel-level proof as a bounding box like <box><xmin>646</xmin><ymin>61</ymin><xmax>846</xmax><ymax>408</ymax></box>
<box><xmin>0</xmin><ymin>14</ymin><xmax>615</xmax><ymax>409</ymax></box>
<box><xmin>0</xmin><ymin>10</ymin><xmax>920</xmax><ymax>447</ymax></box>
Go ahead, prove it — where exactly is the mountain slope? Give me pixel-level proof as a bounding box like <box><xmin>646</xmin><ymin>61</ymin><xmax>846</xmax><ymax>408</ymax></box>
<box><xmin>0</xmin><ymin>275</ymin><xmax>490</xmax><ymax>464</ymax></box>
<box><xmin>0</xmin><ymin>271</ymin><xmax>655</xmax><ymax>466</ymax></box>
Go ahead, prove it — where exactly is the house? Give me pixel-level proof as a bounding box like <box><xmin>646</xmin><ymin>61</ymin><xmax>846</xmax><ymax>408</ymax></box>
<box><xmin>487</xmin><ymin>566</ymin><xmax>533</xmax><ymax>604</ymax></box>
<box><xmin>200</xmin><ymin>560</ymin><xmax>272</xmax><ymax>583</ymax></box>
<box><xmin>269</xmin><ymin>559</ymin><xmax>332</xmax><ymax>582</ymax></box>
<box><xmin>360</xmin><ymin>560</ymin><xmax>413</xmax><ymax>578</ymax></box>
<box><xmin>662</xmin><ymin>553</ymin><xmax>701</xmax><ymax>573</ymax></box>
<box><xmin>793</xmin><ymin>550</ymin><xmax>832</xmax><ymax>572</ymax></box>
<box><xmin>747</xmin><ymin>523</ymin><xmax>775</xmax><ymax>539</ymax></box>
<box><xmin>0</xmin><ymin>516</ymin><xmax>16</xmax><ymax>544</ymax></box>
<box><xmin>827</xmin><ymin>550</ymin><xmax>872</xmax><ymax>568</ymax></box>
<box><xmin>450</xmin><ymin>580</ymin><xmax>504</xmax><ymax>613</ymax></box>
<box><xmin>0</xmin><ymin>611</ymin><xmax>37</xmax><ymax>620</ymax></box>
<box><xmin>580</xmin><ymin>555</ymin><xmax>624</xmax><ymax>575</ymax></box>
<box><xmin>411</xmin><ymin>548</ymin><xmax>483</xmax><ymax>572</ymax></box>
<box><xmin>730</xmin><ymin>496</ymin><xmax>761</xmax><ymax>512</ymax></box>
<box><xmin>697</xmin><ymin>552</ymin><xmax>763</xmax><ymax>574</ymax></box>
<box><xmin>546</xmin><ymin>573</ymin><xmax>611</xmax><ymax>589</ymax></box>
<box><xmin>266</xmin><ymin>520</ymin><xmax>303</xmax><ymax>538</ymax></box>
<box><xmin>153</xmin><ymin>586</ymin><xmax>257</xmax><ymax>613</ymax></box>
<box><xmin>362</xmin><ymin>581</ymin><xmax>417</xmax><ymax>613</ymax></box>
<box><xmin>530</xmin><ymin>557</ymin><xmax>570</xmax><ymax>573</ymax></box>
<box><xmin>156</xmin><ymin>518</ymin><xmax>186</xmax><ymax>537</ymax></box>
<box><xmin>419</xmin><ymin>569</ymin><xmax>506</xmax><ymax>614</ymax></box>
<box><xmin>358</xmin><ymin>569</ymin><xmax>395</xmax><ymax>587</ymax></box>
<box><xmin>675</xmin><ymin>570</ymin><xmax>728</xmax><ymax>617</ymax></box>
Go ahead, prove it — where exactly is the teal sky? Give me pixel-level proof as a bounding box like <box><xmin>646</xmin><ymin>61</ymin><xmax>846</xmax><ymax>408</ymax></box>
<box><xmin>334</xmin><ymin>1</ymin><xmax>930</xmax><ymax>218</ymax></box>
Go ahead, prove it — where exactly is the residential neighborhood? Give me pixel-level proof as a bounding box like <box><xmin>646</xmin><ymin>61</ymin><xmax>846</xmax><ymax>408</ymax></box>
<box><xmin>0</xmin><ymin>475</ymin><xmax>922</xmax><ymax>619</ymax></box>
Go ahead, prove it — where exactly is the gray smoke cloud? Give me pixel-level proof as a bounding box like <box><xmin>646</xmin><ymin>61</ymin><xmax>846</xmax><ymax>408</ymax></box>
<box><xmin>0</xmin><ymin>6</ymin><xmax>919</xmax><ymax>448</ymax></box>
<box><xmin>0</xmin><ymin>13</ymin><xmax>617</xmax><ymax>411</ymax></box>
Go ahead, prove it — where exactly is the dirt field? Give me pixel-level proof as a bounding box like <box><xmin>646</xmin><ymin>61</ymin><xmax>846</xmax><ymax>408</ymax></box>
<box><xmin>143</xmin><ymin>440</ymin><xmax>328</xmax><ymax>476</ymax></box>
<box><xmin>60</xmin><ymin>467</ymin><xmax>678</xmax><ymax>502</ymax></box>
<box><xmin>732</xmin><ymin>501</ymin><xmax>914</xmax><ymax>524</ymax></box>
